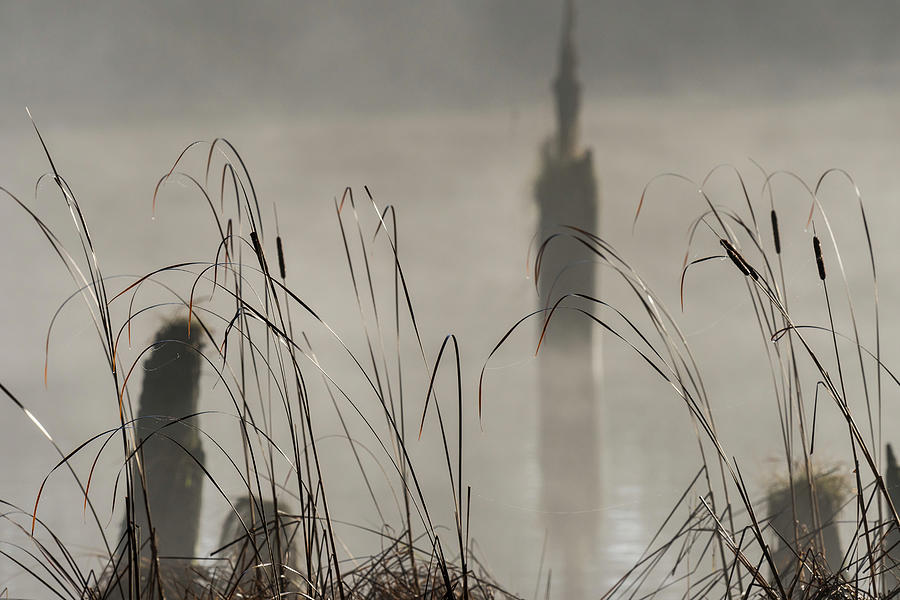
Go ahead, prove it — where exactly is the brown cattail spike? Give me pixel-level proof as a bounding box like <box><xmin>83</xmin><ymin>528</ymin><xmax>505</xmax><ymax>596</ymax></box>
<box><xmin>249</xmin><ymin>231</ymin><xmax>267</xmax><ymax>270</ymax></box>
<box><xmin>770</xmin><ymin>210</ymin><xmax>781</xmax><ymax>255</ymax></box>
<box><xmin>276</xmin><ymin>236</ymin><xmax>286</xmax><ymax>279</ymax></box>
<box><xmin>720</xmin><ymin>239</ymin><xmax>750</xmax><ymax>277</ymax></box>
<box><xmin>813</xmin><ymin>236</ymin><xmax>826</xmax><ymax>280</ymax></box>
<box><xmin>746</xmin><ymin>261</ymin><xmax>760</xmax><ymax>281</ymax></box>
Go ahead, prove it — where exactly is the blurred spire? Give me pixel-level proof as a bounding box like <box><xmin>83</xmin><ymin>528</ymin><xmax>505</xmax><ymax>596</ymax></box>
<box><xmin>554</xmin><ymin>0</ymin><xmax>581</xmax><ymax>158</ymax></box>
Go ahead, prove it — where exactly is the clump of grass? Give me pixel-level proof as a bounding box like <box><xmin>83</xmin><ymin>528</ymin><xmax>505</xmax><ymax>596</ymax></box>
<box><xmin>321</xmin><ymin>535</ymin><xmax>509</xmax><ymax>600</ymax></box>
<box><xmin>0</xmin><ymin>123</ymin><xmax>518</xmax><ymax>600</ymax></box>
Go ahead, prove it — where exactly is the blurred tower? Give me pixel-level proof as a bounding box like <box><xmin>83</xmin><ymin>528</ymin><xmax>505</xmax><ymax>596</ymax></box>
<box><xmin>534</xmin><ymin>1</ymin><xmax>600</xmax><ymax>599</ymax></box>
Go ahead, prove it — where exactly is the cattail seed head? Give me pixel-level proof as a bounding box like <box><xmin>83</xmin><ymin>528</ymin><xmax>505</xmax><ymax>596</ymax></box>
<box><xmin>276</xmin><ymin>236</ymin><xmax>286</xmax><ymax>279</ymax></box>
<box><xmin>250</xmin><ymin>231</ymin><xmax>263</xmax><ymax>259</ymax></box>
<box><xmin>720</xmin><ymin>239</ymin><xmax>750</xmax><ymax>277</ymax></box>
<box><xmin>770</xmin><ymin>210</ymin><xmax>781</xmax><ymax>255</ymax></box>
<box><xmin>813</xmin><ymin>236</ymin><xmax>826</xmax><ymax>280</ymax></box>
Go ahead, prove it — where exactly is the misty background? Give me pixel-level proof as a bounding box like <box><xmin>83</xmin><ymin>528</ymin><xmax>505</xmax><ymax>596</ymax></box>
<box><xmin>2</xmin><ymin>2</ymin><xmax>900</xmax><ymax>598</ymax></box>
<box><xmin>3</xmin><ymin>2</ymin><xmax>900</xmax><ymax>121</ymax></box>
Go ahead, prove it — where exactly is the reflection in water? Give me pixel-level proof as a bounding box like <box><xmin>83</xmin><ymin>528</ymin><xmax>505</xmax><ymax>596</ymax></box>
<box><xmin>604</xmin><ymin>485</ymin><xmax>647</xmax><ymax>561</ymax></box>
<box><xmin>534</xmin><ymin>2</ymin><xmax>601</xmax><ymax>598</ymax></box>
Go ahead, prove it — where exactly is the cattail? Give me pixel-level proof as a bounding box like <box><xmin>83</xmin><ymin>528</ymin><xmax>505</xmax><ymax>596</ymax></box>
<box><xmin>276</xmin><ymin>236</ymin><xmax>286</xmax><ymax>279</ymax></box>
<box><xmin>249</xmin><ymin>231</ymin><xmax>269</xmax><ymax>274</ymax></box>
<box><xmin>747</xmin><ymin>262</ymin><xmax>759</xmax><ymax>281</ymax></box>
<box><xmin>770</xmin><ymin>210</ymin><xmax>781</xmax><ymax>254</ymax></box>
<box><xmin>813</xmin><ymin>236</ymin><xmax>826</xmax><ymax>280</ymax></box>
<box><xmin>720</xmin><ymin>239</ymin><xmax>750</xmax><ymax>277</ymax></box>
<box><xmin>249</xmin><ymin>230</ymin><xmax>262</xmax><ymax>258</ymax></box>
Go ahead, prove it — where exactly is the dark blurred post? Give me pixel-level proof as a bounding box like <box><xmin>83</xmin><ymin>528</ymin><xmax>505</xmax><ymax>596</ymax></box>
<box><xmin>219</xmin><ymin>497</ymin><xmax>296</xmax><ymax>592</ymax></box>
<box><xmin>766</xmin><ymin>470</ymin><xmax>844</xmax><ymax>589</ymax></box>
<box><xmin>534</xmin><ymin>1</ymin><xmax>600</xmax><ymax>598</ymax></box>
<box><xmin>127</xmin><ymin>319</ymin><xmax>205</xmax><ymax>562</ymax></box>
<box><xmin>884</xmin><ymin>445</ymin><xmax>900</xmax><ymax>591</ymax></box>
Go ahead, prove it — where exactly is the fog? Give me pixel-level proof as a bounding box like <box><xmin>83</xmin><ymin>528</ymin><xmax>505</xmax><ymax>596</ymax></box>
<box><xmin>4</xmin><ymin>2</ymin><xmax>900</xmax><ymax>123</ymax></box>
<box><xmin>2</xmin><ymin>3</ymin><xmax>900</xmax><ymax>599</ymax></box>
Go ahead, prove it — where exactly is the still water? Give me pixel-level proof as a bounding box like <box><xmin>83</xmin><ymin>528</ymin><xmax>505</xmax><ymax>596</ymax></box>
<box><xmin>2</xmin><ymin>94</ymin><xmax>900</xmax><ymax>598</ymax></box>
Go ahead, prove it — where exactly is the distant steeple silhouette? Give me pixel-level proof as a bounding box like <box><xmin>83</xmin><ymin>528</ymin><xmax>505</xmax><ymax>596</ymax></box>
<box><xmin>554</xmin><ymin>0</ymin><xmax>580</xmax><ymax>158</ymax></box>
<box><xmin>533</xmin><ymin>1</ymin><xmax>600</xmax><ymax>599</ymax></box>
<box><xmin>535</xmin><ymin>0</ymin><xmax>598</xmax><ymax>320</ymax></box>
